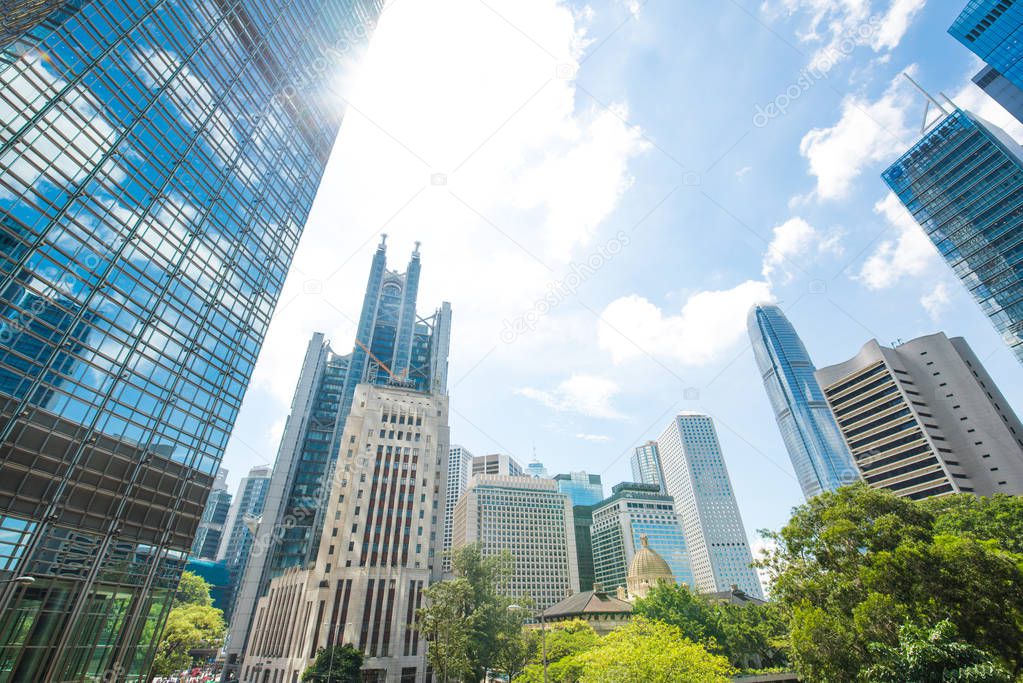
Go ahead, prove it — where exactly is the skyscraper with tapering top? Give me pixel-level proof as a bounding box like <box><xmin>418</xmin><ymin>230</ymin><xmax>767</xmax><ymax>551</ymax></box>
<box><xmin>226</xmin><ymin>240</ymin><xmax>451</xmax><ymax>675</ymax></box>
<box><xmin>0</xmin><ymin>1</ymin><xmax>383</xmax><ymax>679</ymax></box>
<box><xmin>747</xmin><ymin>303</ymin><xmax>859</xmax><ymax>498</ymax></box>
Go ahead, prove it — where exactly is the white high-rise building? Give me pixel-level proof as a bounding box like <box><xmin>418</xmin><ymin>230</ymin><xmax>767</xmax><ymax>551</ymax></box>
<box><xmin>657</xmin><ymin>413</ymin><xmax>763</xmax><ymax>599</ymax></box>
<box><xmin>241</xmin><ymin>383</ymin><xmax>450</xmax><ymax>683</ymax></box>
<box><xmin>452</xmin><ymin>475</ymin><xmax>579</xmax><ymax>612</ymax></box>
<box><xmin>443</xmin><ymin>445</ymin><xmax>475</xmax><ymax>571</ymax></box>
<box><xmin>471</xmin><ymin>453</ymin><xmax>523</xmax><ymax>477</ymax></box>
<box><xmin>630</xmin><ymin>441</ymin><xmax>666</xmax><ymax>492</ymax></box>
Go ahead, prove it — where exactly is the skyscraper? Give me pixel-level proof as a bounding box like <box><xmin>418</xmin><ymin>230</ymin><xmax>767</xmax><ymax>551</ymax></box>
<box><xmin>553</xmin><ymin>471</ymin><xmax>604</xmax><ymax>506</ymax></box>
<box><xmin>950</xmin><ymin>1</ymin><xmax>1023</xmax><ymax>125</ymax></box>
<box><xmin>747</xmin><ymin>303</ymin><xmax>859</xmax><ymax>498</ymax></box>
<box><xmin>0</xmin><ymin>1</ymin><xmax>383</xmax><ymax>679</ymax></box>
<box><xmin>442</xmin><ymin>445</ymin><xmax>474</xmax><ymax>572</ymax></box>
<box><xmin>241</xmin><ymin>382</ymin><xmax>450</xmax><ymax>683</ymax></box>
<box><xmin>630</xmin><ymin>441</ymin><xmax>666</xmax><ymax>492</ymax></box>
<box><xmin>816</xmin><ymin>333</ymin><xmax>1023</xmax><ymax>499</ymax></box>
<box><xmin>590</xmin><ymin>482</ymin><xmax>694</xmax><ymax>593</ymax></box>
<box><xmin>526</xmin><ymin>458</ymin><xmax>549</xmax><ymax>478</ymax></box>
<box><xmin>217</xmin><ymin>465</ymin><xmax>270</xmax><ymax>621</ymax></box>
<box><xmin>453</xmin><ymin>476</ymin><xmax>579</xmax><ymax>612</ymax></box>
<box><xmin>657</xmin><ymin>413</ymin><xmax>763</xmax><ymax>599</ymax></box>
<box><xmin>0</xmin><ymin>0</ymin><xmax>86</xmax><ymax>56</ymax></box>
<box><xmin>882</xmin><ymin>107</ymin><xmax>1023</xmax><ymax>365</ymax></box>
<box><xmin>227</xmin><ymin>242</ymin><xmax>451</xmax><ymax>672</ymax></box>
<box><xmin>191</xmin><ymin>468</ymin><xmax>233</xmax><ymax>560</ymax></box>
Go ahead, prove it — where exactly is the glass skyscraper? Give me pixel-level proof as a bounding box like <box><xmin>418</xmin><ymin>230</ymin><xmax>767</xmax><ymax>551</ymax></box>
<box><xmin>630</xmin><ymin>440</ymin><xmax>666</xmax><ymax>492</ymax></box>
<box><xmin>226</xmin><ymin>241</ymin><xmax>451</xmax><ymax>672</ymax></box>
<box><xmin>217</xmin><ymin>464</ymin><xmax>270</xmax><ymax>621</ymax></box>
<box><xmin>590</xmin><ymin>482</ymin><xmax>694</xmax><ymax>592</ymax></box>
<box><xmin>553</xmin><ymin>471</ymin><xmax>604</xmax><ymax>506</ymax></box>
<box><xmin>747</xmin><ymin>303</ymin><xmax>859</xmax><ymax>498</ymax></box>
<box><xmin>950</xmin><ymin>1</ymin><xmax>1023</xmax><ymax>122</ymax></box>
<box><xmin>882</xmin><ymin>108</ymin><xmax>1023</xmax><ymax>365</ymax></box>
<box><xmin>190</xmin><ymin>468</ymin><xmax>232</xmax><ymax>560</ymax></box>
<box><xmin>0</xmin><ymin>1</ymin><xmax>383</xmax><ymax>679</ymax></box>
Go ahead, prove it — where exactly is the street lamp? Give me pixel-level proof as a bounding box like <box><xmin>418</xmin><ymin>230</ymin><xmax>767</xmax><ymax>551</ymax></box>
<box><xmin>0</xmin><ymin>576</ymin><xmax>34</xmax><ymax>586</ymax></box>
<box><xmin>508</xmin><ymin>604</ymin><xmax>547</xmax><ymax>683</ymax></box>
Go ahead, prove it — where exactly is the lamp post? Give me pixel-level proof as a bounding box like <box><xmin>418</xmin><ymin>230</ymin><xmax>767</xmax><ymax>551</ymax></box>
<box><xmin>0</xmin><ymin>576</ymin><xmax>34</xmax><ymax>586</ymax></box>
<box><xmin>508</xmin><ymin>604</ymin><xmax>546</xmax><ymax>683</ymax></box>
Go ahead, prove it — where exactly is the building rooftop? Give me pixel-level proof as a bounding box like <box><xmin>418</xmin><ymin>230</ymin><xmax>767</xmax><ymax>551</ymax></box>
<box><xmin>541</xmin><ymin>588</ymin><xmax>634</xmax><ymax>619</ymax></box>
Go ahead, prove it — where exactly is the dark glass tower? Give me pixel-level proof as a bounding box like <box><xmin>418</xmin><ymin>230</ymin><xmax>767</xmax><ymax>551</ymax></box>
<box><xmin>747</xmin><ymin>303</ymin><xmax>859</xmax><ymax>498</ymax></box>
<box><xmin>226</xmin><ymin>240</ymin><xmax>451</xmax><ymax>672</ymax></box>
<box><xmin>882</xmin><ymin>108</ymin><xmax>1023</xmax><ymax>365</ymax></box>
<box><xmin>0</xmin><ymin>1</ymin><xmax>383</xmax><ymax>679</ymax></box>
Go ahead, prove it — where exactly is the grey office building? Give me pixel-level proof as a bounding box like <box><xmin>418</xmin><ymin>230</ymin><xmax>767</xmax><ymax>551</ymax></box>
<box><xmin>816</xmin><ymin>332</ymin><xmax>1023</xmax><ymax>499</ymax></box>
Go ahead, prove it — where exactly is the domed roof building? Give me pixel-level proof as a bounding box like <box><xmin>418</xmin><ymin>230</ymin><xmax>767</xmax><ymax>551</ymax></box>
<box><xmin>625</xmin><ymin>535</ymin><xmax>674</xmax><ymax>600</ymax></box>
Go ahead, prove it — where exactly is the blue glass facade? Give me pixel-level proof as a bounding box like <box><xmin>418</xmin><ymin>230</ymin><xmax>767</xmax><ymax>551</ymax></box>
<box><xmin>0</xmin><ymin>0</ymin><xmax>383</xmax><ymax>679</ymax></box>
<box><xmin>973</xmin><ymin>66</ymin><xmax>1023</xmax><ymax>125</ymax></box>
<box><xmin>553</xmin><ymin>471</ymin><xmax>603</xmax><ymax>506</ymax></box>
<box><xmin>590</xmin><ymin>482</ymin><xmax>694</xmax><ymax>592</ymax></box>
<box><xmin>747</xmin><ymin>304</ymin><xmax>859</xmax><ymax>498</ymax></box>
<box><xmin>629</xmin><ymin>440</ymin><xmax>666</xmax><ymax>492</ymax></box>
<box><xmin>882</xmin><ymin>109</ymin><xmax>1023</xmax><ymax>365</ymax></box>
<box><xmin>950</xmin><ymin>2</ymin><xmax>1023</xmax><ymax>90</ymax></box>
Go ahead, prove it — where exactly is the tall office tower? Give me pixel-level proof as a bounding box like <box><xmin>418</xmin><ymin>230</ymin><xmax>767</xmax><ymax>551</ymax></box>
<box><xmin>657</xmin><ymin>414</ymin><xmax>763</xmax><ymax>599</ymax></box>
<box><xmin>747</xmin><ymin>303</ymin><xmax>859</xmax><ymax>498</ymax></box>
<box><xmin>571</xmin><ymin>505</ymin><xmax>596</xmax><ymax>593</ymax></box>
<box><xmin>240</xmin><ymin>383</ymin><xmax>450</xmax><ymax>683</ymax></box>
<box><xmin>191</xmin><ymin>468</ymin><xmax>233</xmax><ymax>560</ymax></box>
<box><xmin>227</xmin><ymin>243</ymin><xmax>451</xmax><ymax>674</ymax></box>
<box><xmin>630</xmin><ymin>441</ymin><xmax>666</xmax><ymax>492</ymax></box>
<box><xmin>553</xmin><ymin>471</ymin><xmax>604</xmax><ymax>506</ymax></box>
<box><xmin>815</xmin><ymin>333</ymin><xmax>1023</xmax><ymax>499</ymax></box>
<box><xmin>526</xmin><ymin>457</ymin><xmax>549</xmax><ymax>478</ymax></box>
<box><xmin>471</xmin><ymin>453</ymin><xmax>523</xmax><ymax>477</ymax></box>
<box><xmin>0</xmin><ymin>1</ymin><xmax>383</xmax><ymax>679</ymax></box>
<box><xmin>882</xmin><ymin>108</ymin><xmax>1023</xmax><ymax>365</ymax></box>
<box><xmin>590</xmin><ymin>482</ymin><xmax>693</xmax><ymax>593</ymax></box>
<box><xmin>452</xmin><ymin>476</ymin><xmax>579</xmax><ymax>612</ymax></box>
<box><xmin>0</xmin><ymin>0</ymin><xmax>86</xmax><ymax>56</ymax></box>
<box><xmin>950</xmin><ymin>1</ymin><xmax>1023</xmax><ymax>124</ymax></box>
<box><xmin>217</xmin><ymin>465</ymin><xmax>270</xmax><ymax>621</ymax></box>
<box><xmin>442</xmin><ymin>445</ymin><xmax>474</xmax><ymax>572</ymax></box>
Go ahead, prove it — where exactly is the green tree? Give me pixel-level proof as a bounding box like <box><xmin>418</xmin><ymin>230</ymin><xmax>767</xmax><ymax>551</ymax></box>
<box><xmin>150</xmin><ymin>571</ymin><xmax>225</xmax><ymax>677</ymax></box>
<box><xmin>633</xmin><ymin>583</ymin><xmax>788</xmax><ymax>670</ymax></box>
<box><xmin>517</xmin><ymin>620</ymin><xmax>599</xmax><ymax>682</ymax></box>
<box><xmin>418</xmin><ymin>578</ymin><xmax>474</xmax><ymax>683</ymax></box>
<box><xmin>923</xmin><ymin>493</ymin><xmax>1023</xmax><ymax>554</ymax></box>
<box><xmin>150</xmin><ymin>603</ymin><xmax>225</xmax><ymax>676</ymax></box>
<box><xmin>864</xmin><ymin>620</ymin><xmax>1011</xmax><ymax>683</ymax></box>
<box><xmin>760</xmin><ymin>484</ymin><xmax>1023</xmax><ymax>681</ymax></box>
<box><xmin>173</xmin><ymin>570</ymin><xmax>214</xmax><ymax>608</ymax></box>
<box><xmin>567</xmin><ymin>617</ymin><xmax>733</xmax><ymax>683</ymax></box>
<box><xmin>300</xmin><ymin>644</ymin><xmax>364</xmax><ymax>683</ymax></box>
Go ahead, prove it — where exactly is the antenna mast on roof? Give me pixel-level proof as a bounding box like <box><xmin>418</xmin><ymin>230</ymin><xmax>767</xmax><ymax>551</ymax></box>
<box><xmin>903</xmin><ymin>72</ymin><xmax>950</xmax><ymax>135</ymax></box>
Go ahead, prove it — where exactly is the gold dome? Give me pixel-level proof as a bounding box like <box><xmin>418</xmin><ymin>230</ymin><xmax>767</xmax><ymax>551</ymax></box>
<box><xmin>626</xmin><ymin>535</ymin><xmax>674</xmax><ymax>599</ymax></box>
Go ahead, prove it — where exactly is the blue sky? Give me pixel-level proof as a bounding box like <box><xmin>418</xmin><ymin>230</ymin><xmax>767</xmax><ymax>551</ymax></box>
<box><xmin>219</xmin><ymin>0</ymin><xmax>1023</xmax><ymax>555</ymax></box>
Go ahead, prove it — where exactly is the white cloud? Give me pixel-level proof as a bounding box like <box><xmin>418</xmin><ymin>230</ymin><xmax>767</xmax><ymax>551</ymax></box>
<box><xmin>856</xmin><ymin>191</ymin><xmax>939</xmax><ymax>289</ymax></box>
<box><xmin>516</xmin><ymin>374</ymin><xmax>624</xmax><ymax>419</ymax></box>
<box><xmin>765</xmin><ymin>0</ymin><xmax>926</xmax><ymax>68</ymax></box>
<box><xmin>920</xmin><ymin>282</ymin><xmax>950</xmax><ymax>320</ymax></box>
<box><xmin>762</xmin><ymin>216</ymin><xmax>843</xmax><ymax>283</ymax></box>
<box><xmin>797</xmin><ymin>70</ymin><xmax>914</xmax><ymax>201</ymax></box>
<box><xmin>576</xmin><ymin>432</ymin><xmax>612</xmax><ymax>442</ymax></box>
<box><xmin>735</xmin><ymin>165</ymin><xmax>753</xmax><ymax>178</ymax></box>
<box><xmin>241</xmin><ymin>0</ymin><xmax>649</xmax><ymax>407</ymax></box>
<box><xmin>598</xmin><ymin>280</ymin><xmax>774</xmax><ymax>365</ymax></box>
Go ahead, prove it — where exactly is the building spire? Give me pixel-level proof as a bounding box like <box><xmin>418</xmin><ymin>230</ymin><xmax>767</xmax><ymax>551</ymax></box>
<box><xmin>379</xmin><ymin>233</ymin><xmax>387</xmax><ymax>250</ymax></box>
<box><xmin>640</xmin><ymin>534</ymin><xmax>649</xmax><ymax>549</ymax></box>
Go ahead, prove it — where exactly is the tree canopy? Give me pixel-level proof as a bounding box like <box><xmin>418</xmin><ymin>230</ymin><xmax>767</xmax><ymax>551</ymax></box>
<box><xmin>864</xmin><ymin>620</ymin><xmax>1011</xmax><ymax>683</ymax></box>
<box><xmin>150</xmin><ymin>571</ymin><xmax>225</xmax><ymax>677</ymax></box>
<box><xmin>759</xmin><ymin>484</ymin><xmax>1023</xmax><ymax>681</ymax></box>
<box><xmin>301</xmin><ymin>644</ymin><xmax>364</xmax><ymax>683</ymax></box>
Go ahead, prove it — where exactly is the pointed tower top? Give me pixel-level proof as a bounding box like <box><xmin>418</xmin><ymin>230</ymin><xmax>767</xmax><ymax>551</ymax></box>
<box><xmin>640</xmin><ymin>534</ymin><xmax>649</xmax><ymax>548</ymax></box>
<box><xmin>379</xmin><ymin>233</ymin><xmax>388</xmax><ymax>249</ymax></box>
<box><xmin>413</xmin><ymin>240</ymin><xmax>421</xmax><ymax>256</ymax></box>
